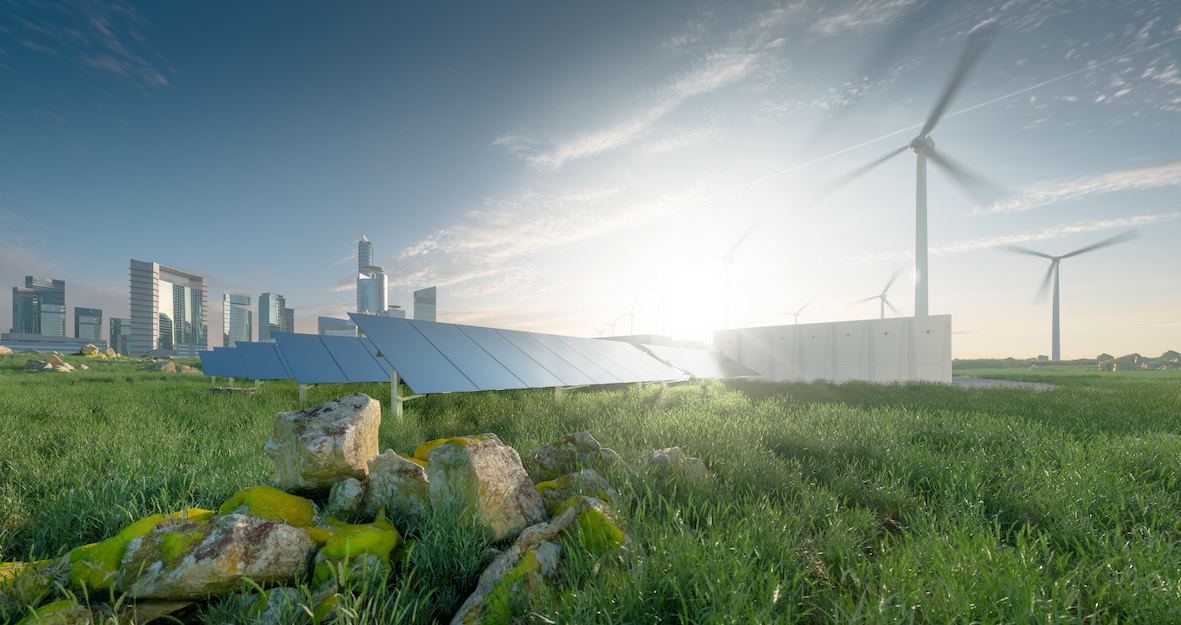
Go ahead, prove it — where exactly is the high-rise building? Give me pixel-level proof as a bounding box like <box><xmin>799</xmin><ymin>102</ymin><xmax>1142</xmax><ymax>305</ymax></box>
<box><xmin>11</xmin><ymin>276</ymin><xmax>65</xmax><ymax>336</ymax></box>
<box><xmin>109</xmin><ymin>318</ymin><xmax>131</xmax><ymax>356</ymax></box>
<box><xmin>75</xmin><ymin>307</ymin><xmax>102</xmax><ymax>341</ymax></box>
<box><xmin>223</xmin><ymin>293</ymin><xmax>252</xmax><ymax>347</ymax></box>
<box><xmin>318</xmin><ymin>317</ymin><xmax>358</xmax><ymax>337</ymax></box>
<box><xmin>383</xmin><ymin>305</ymin><xmax>406</xmax><ymax>319</ymax></box>
<box><xmin>356</xmin><ymin>235</ymin><xmax>388</xmax><ymax>315</ymax></box>
<box><xmin>413</xmin><ymin>286</ymin><xmax>437</xmax><ymax>322</ymax></box>
<box><xmin>130</xmin><ymin>259</ymin><xmax>208</xmax><ymax>357</ymax></box>
<box><xmin>259</xmin><ymin>293</ymin><xmax>294</xmax><ymax>341</ymax></box>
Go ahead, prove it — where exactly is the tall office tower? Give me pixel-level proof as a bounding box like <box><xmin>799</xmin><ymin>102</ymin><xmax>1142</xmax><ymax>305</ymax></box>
<box><xmin>356</xmin><ymin>236</ymin><xmax>388</xmax><ymax>315</ymax></box>
<box><xmin>109</xmin><ymin>318</ymin><xmax>131</xmax><ymax>356</ymax></box>
<box><xmin>129</xmin><ymin>259</ymin><xmax>208</xmax><ymax>357</ymax></box>
<box><xmin>75</xmin><ymin>307</ymin><xmax>102</xmax><ymax>341</ymax></box>
<box><xmin>11</xmin><ymin>276</ymin><xmax>65</xmax><ymax>336</ymax></box>
<box><xmin>223</xmin><ymin>293</ymin><xmax>252</xmax><ymax>347</ymax></box>
<box><xmin>413</xmin><ymin>286</ymin><xmax>436</xmax><ymax>322</ymax></box>
<box><xmin>258</xmin><ymin>293</ymin><xmax>294</xmax><ymax>341</ymax></box>
<box><xmin>382</xmin><ymin>305</ymin><xmax>406</xmax><ymax>319</ymax></box>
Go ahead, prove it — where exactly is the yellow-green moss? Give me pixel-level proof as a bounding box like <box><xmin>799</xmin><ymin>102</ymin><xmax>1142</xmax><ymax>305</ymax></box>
<box><xmin>0</xmin><ymin>560</ymin><xmax>53</xmax><ymax>595</ymax></box>
<box><xmin>157</xmin><ymin>526</ymin><xmax>207</xmax><ymax>562</ymax></box>
<box><xmin>16</xmin><ymin>599</ymin><xmax>83</xmax><ymax>625</ymax></box>
<box><xmin>218</xmin><ymin>485</ymin><xmax>316</xmax><ymax>527</ymax></box>
<box><xmin>311</xmin><ymin>512</ymin><xmax>402</xmax><ymax>587</ymax></box>
<box><xmin>576</xmin><ymin>508</ymin><xmax>624</xmax><ymax>555</ymax></box>
<box><xmin>312</xmin><ymin>593</ymin><xmax>339</xmax><ymax>623</ymax></box>
<box><xmin>68</xmin><ymin>512</ymin><xmax>171</xmax><ymax>590</ymax></box>
<box><xmin>534</xmin><ymin>480</ymin><xmax>559</xmax><ymax>492</ymax></box>
<box><xmin>413</xmin><ymin>436</ymin><xmax>489</xmax><ymax>460</ymax></box>
<box><xmin>396</xmin><ymin>452</ymin><xmax>428</xmax><ymax>467</ymax></box>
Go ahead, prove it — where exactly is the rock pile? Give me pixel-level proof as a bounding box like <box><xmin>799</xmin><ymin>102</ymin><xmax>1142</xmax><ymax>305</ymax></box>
<box><xmin>4</xmin><ymin>393</ymin><xmax>711</xmax><ymax>624</ymax></box>
<box><xmin>23</xmin><ymin>354</ymin><xmax>76</xmax><ymax>373</ymax></box>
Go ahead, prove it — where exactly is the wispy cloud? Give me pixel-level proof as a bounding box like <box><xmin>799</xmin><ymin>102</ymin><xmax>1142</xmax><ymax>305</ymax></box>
<box><xmin>809</xmin><ymin>0</ymin><xmax>921</xmax><ymax>36</ymax></box>
<box><xmin>635</xmin><ymin>126</ymin><xmax>721</xmax><ymax>156</ymax></box>
<box><xmin>976</xmin><ymin>161</ymin><xmax>1181</xmax><ymax>214</ymax></box>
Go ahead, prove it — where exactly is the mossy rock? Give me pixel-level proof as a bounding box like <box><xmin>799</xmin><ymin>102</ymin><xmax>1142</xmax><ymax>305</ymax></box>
<box><xmin>219</xmin><ymin>485</ymin><xmax>316</xmax><ymax>527</ymax></box>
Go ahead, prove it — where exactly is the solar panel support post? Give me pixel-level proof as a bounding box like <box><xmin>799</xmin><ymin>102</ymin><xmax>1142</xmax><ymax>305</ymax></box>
<box><xmin>210</xmin><ymin>376</ymin><xmax>216</xmax><ymax>386</ymax></box>
<box><xmin>228</xmin><ymin>377</ymin><xmax>234</xmax><ymax>388</ymax></box>
<box><xmin>255</xmin><ymin>379</ymin><xmax>261</xmax><ymax>390</ymax></box>
<box><xmin>390</xmin><ymin>368</ymin><xmax>425</xmax><ymax>419</ymax></box>
<box><xmin>634</xmin><ymin>382</ymin><xmax>643</xmax><ymax>392</ymax></box>
<box><xmin>554</xmin><ymin>385</ymin><xmax>588</xmax><ymax>402</ymax></box>
<box><xmin>300</xmin><ymin>384</ymin><xmax>313</xmax><ymax>403</ymax></box>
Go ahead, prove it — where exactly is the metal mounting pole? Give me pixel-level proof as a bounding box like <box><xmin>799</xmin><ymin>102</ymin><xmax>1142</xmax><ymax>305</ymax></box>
<box><xmin>392</xmin><ymin>368</ymin><xmax>402</xmax><ymax>419</ymax></box>
<box><xmin>228</xmin><ymin>377</ymin><xmax>235</xmax><ymax>388</ymax></box>
<box><xmin>255</xmin><ymin>380</ymin><xmax>261</xmax><ymax>390</ymax></box>
<box><xmin>299</xmin><ymin>384</ymin><xmax>310</xmax><ymax>403</ymax></box>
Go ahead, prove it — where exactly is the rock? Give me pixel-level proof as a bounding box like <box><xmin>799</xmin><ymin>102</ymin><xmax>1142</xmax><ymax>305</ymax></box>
<box><xmin>151</xmin><ymin>361</ymin><xmax>177</xmax><ymax>372</ymax></box>
<box><xmin>69</xmin><ymin>509</ymin><xmax>216</xmax><ymax>591</ymax></box>
<box><xmin>21</xmin><ymin>348</ymin><xmax>40</xmax><ymax>354</ymax></box>
<box><xmin>218</xmin><ymin>485</ymin><xmax>317</xmax><ymax>527</ymax></box>
<box><xmin>207</xmin><ymin>387</ymin><xmax>256</xmax><ymax>395</ymax></box>
<box><xmin>264</xmin><ymin>394</ymin><xmax>381</xmax><ymax>495</ymax></box>
<box><xmin>79</xmin><ymin>344</ymin><xmax>99</xmax><ymax>355</ymax></box>
<box><xmin>101</xmin><ymin>348</ymin><xmax>118</xmax><ymax>358</ymax></box>
<box><xmin>115</xmin><ymin>513</ymin><xmax>316</xmax><ymax>600</ymax></box>
<box><xmin>13</xmin><ymin>598</ymin><xmax>95</xmax><ymax>624</ymax></box>
<box><xmin>24</xmin><ymin>360</ymin><xmax>52</xmax><ymax>371</ymax></box>
<box><xmin>362</xmin><ymin>450</ymin><xmax>430</xmax><ymax>520</ymax></box>
<box><xmin>78</xmin><ymin>364</ymin><xmax>89</xmax><ymax>370</ymax></box>
<box><xmin>643</xmin><ymin>447</ymin><xmax>710</xmax><ymax>481</ymax></box>
<box><xmin>118</xmin><ymin>601</ymin><xmax>195</xmax><ymax>624</ymax></box>
<box><xmin>534</xmin><ymin>468</ymin><xmax>619</xmax><ymax>516</ymax></box>
<box><xmin>42</xmin><ymin>354</ymin><xmax>66</xmax><ymax>367</ymax></box>
<box><xmin>0</xmin><ymin>345</ymin><xmax>11</xmax><ymax>354</ymax></box>
<box><xmin>177</xmin><ymin>365</ymin><xmax>198</xmax><ymax>373</ymax></box>
<box><xmin>425</xmin><ymin>435</ymin><xmax>547</xmax><ymax>542</ymax></box>
<box><xmin>326</xmin><ymin>477</ymin><xmax>366</xmax><ymax>518</ymax></box>
<box><xmin>52</xmin><ymin>365</ymin><xmax>74</xmax><ymax>373</ymax></box>
<box><xmin>306</xmin><ymin>513</ymin><xmax>403</xmax><ymax>589</ymax></box>
<box><xmin>522</xmin><ymin>432</ymin><xmax>627</xmax><ymax>483</ymax></box>
<box><xmin>0</xmin><ymin>558</ymin><xmax>67</xmax><ymax>597</ymax></box>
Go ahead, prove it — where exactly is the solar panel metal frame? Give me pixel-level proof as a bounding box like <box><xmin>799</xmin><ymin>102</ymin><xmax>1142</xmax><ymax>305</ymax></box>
<box><xmin>272</xmin><ymin>333</ymin><xmax>349</xmax><ymax>385</ymax></box>
<box><xmin>213</xmin><ymin>347</ymin><xmax>249</xmax><ymax>378</ymax></box>
<box><xmin>236</xmin><ymin>342</ymin><xmax>294</xmax><ymax>381</ymax></box>
<box><xmin>198</xmin><ymin>350</ymin><xmax>221</xmax><ymax>377</ymax></box>
<box><xmin>349</xmin><ymin>314</ymin><xmax>478</xmax><ymax>394</ymax></box>
<box><xmin>320</xmin><ymin>335</ymin><xmax>393</xmax><ymax>383</ymax></box>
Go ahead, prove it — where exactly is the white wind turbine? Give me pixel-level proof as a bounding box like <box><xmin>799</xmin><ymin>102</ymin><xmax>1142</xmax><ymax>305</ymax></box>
<box><xmin>853</xmin><ymin>269</ymin><xmax>902</xmax><ymax>319</ymax></box>
<box><xmin>606</xmin><ymin>314</ymin><xmax>622</xmax><ymax>337</ymax></box>
<box><xmin>1000</xmin><ymin>230</ymin><xmax>1138</xmax><ymax>361</ymax></box>
<box><xmin>716</xmin><ymin>217</ymin><xmax>763</xmax><ymax>330</ymax></box>
<box><xmin>819</xmin><ymin>27</ymin><xmax>1003</xmax><ymax>318</ymax></box>
<box><xmin>625</xmin><ymin>300</ymin><xmax>638</xmax><ymax>336</ymax></box>
<box><xmin>783</xmin><ymin>299</ymin><xmax>813</xmax><ymax>325</ymax></box>
<box><xmin>592</xmin><ymin>326</ymin><xmax>606</xmax><ymax>338</ymax></box>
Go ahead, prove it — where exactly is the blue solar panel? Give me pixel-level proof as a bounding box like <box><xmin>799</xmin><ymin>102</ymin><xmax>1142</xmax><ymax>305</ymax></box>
<box><xmin>494</xmin><ymin>329</ymin><xmax>596</xmax><ymax>387</ymax></box>
<box><xmin>321</xmin><ymin>335</ymin><xmax>391</xmax><ymax>383</ymax></box>
<box><xmin>272</xmin><ymin>333</ymin><xmax>348</xmax><ymax>384</ymax></box>
<box><xmin>554</xmin><ymin>335</ymin><xmax>638</xmax><ymax>383</ymax></box>
<box><xmin>457</xmin><ymin>325</ymin><xmax>566</xmax><ymax>388</ymax></box>
<box><xmin>198</xmin><ymin>350</ymin><xmax>221</xmax><ymax>376</ymax></box>
<box><xmin>409</xmin><ymin>320</ymin><xmax>526</xmax><ymax>391</ymax></box>
<box><xmin>236</xmin><ymin>342</ymin><xmax>294</xmax><ymax>380</ymax></box>
<box><xmin>214</xmin><ymin>347</ymin><xmax>249</xmax><ymax>378</ymax></box>
<box><xmin>359</xmin><ymin>337</ymin><xmax>395</xmax><ymax>372</ymax></box>
<box><xmin>594</xmin><ymin>339</ymin><xmax>687</xmax><ymax>381</ymax></box>
<box><xmin>527</xmin><ymin>333</ymin><xmax>620</xmax><ymax>385</ymax></box>
<box><xmin>577</xmin><ymin>338</ymin><xmax>658</xmax><ymax>382</ymax></box>
<box><xmin>349</xmin><ymin>314</ymin><xmax>477</xmax><ymax>394</ymax></box>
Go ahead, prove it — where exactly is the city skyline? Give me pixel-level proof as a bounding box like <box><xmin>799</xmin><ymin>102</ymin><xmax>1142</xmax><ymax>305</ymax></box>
<box><xmin>2</xmin><ymin>2</ymin><xmax>1179</xmax><ymax>358</ymax></box>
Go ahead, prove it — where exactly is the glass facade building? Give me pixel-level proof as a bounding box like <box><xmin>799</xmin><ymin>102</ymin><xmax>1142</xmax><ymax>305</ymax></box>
<box><xmin>11</xmin><ymin>276</ymin><xmax>65</xmax><ymax>336</ymax></box>
<box><xmin>129</xmin><ymin>259</ymin><xmax>208</xmax><ymax>357</ymax></box>
<box><xmin>318</xmin><ymin>316</ymin><xmax>358</xmax><ymax>337</ymax></box>
<box><xmin>110</xmin><ymin>318</ymin><xmax>131</xmax><ymax>356</ymax></box>
<box><xmin>259</xmin><ymin>293</ymin><xmax>294</xmax><ymax>341</ymax></box>
<box><xmin>75</xmin><ymin>307</ymin><xmax>102</xmax><ymax>341</ymax></box>
<box><xmin>223</xmin><ymin>293</ymin><xmax>252</xmax><ymax>347</ymax></box>
<box><xmin>414</xmin><ymin>286</ymin><xmax>437</xmax><ymax>322</ymax></box>
<box><xmin>356</xmin><ymin>235</ymin><xmax>388</xmax><ymax>315</ymax></box>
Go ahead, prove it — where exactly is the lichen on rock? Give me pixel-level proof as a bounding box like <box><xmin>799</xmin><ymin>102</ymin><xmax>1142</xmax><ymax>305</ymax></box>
<box><xmin>264</xmin><ymin>393</ymin><xmax>381</xmax><ymax>495</ymax></box>
<box><xmin>219</xmin><ymin>485</ymin><xmax>317</xmax><ymax>528</ymax></box>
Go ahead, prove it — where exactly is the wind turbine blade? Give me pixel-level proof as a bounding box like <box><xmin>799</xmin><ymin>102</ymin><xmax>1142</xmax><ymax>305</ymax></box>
<box><xmin>1034</xmin><ymin>263</ymin><xmax>1054</xmax><ymax>303</ymax></box>
<box><xmin>882</xmin><ymin>267</ymin><xmax>902</xmax><ymax>295</ymax></box>
<box><xmin>814</xmin><ymin>145</ymin><xmax>908</xmax><ymax>199</ymax></box>
<box><xmin>853</xmin><ymin>295</ymin><xmax>879</xmax><ymax>304</ymax></box>
<box><xmin>885</xmin><ymin>299</ymin><xmax>903</xmax><ymax>316</ymax></box>
<box><xmin>1059</xmin><ymin>230</ymin><xmax>1140</xmax><ymax>259</ymax></box>
<box><xmin>726</xmin><ymin>216</ymin><xmax>764</xmax><ymax>257</ymax></box>
<box><xmin>926</xmin><ymin>148</ymin><xmax>1005</xmax><ymax>206</ymax></box>
<box><xmin>999</xmin><ymin>244</ymin><xmax>1053</xmax><ymax>259</ymax></box>
<box><xmin>918</xmin><ymin>26</ymin><xmax>998</xmax><ymax>138</ymax></box>
<box><xmin>796</xmin><ymin>299</ymin><xmax>813</xmax><ymax>315</ymax></box>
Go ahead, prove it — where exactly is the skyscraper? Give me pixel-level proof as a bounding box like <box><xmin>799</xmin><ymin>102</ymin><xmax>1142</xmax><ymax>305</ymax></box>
<box><xmin>130</xmin><ymin>259</ymin><xmax>208</xmax><ymax>357</ymax></box>
<box><xmin>356</xmin><ymin>235</ymin><xmax>388</xmax><ymax>315</ymax></box>
<box><xmin>11</xmin><ymin>276</ymin><xmax>65</xmax><ymax>336</ymax></box>
<box><xmin>413</xmin><ymin>286</ymin><xmax>437</xmax><ymax>322</ymax></box>
<box><xmin>75</xmin><ymin>307</ymin><xmax>102</xmax><ymax>341</ymax></box>
<box><xmin>259</xmin><ymin>293</ymin><xmax>294</xmax><ymax>341</ymax></box>
<box><xmin>223</xmin><ymin>293</ymin><xmax>252</xmax><ymax>347</ymax></box>
<box><xmin>109</xmin><ymin>318</ymin><xmax>131</xmax><ymax>356</ymax></box>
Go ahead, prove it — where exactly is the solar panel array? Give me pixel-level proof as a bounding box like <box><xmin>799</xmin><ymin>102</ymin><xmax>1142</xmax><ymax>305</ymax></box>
<box><xmin>198</xmin><ymin>350</ymin><xmax>220</xmax><ymax>376</ymax></box>
<box><xmin>236</xmin><ymin>342</ymin><xmax>294</xmax><ymax>380</ymax></box>
<box><xmin>213</xmin><ymin>347</ymin><xmax>248</xmax><ymax>378</ymax></box>
<box><xmin>642</xmin><ymin>343</ymin><xmax>761</xmax><ymax>379</ymax></box>
<box><xmin>349</xmin><ymin>314</ymin><xmax>689</xmax><ymax>395</ymax></box>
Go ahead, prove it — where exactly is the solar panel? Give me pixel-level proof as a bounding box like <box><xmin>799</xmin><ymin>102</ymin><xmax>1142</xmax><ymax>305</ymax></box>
<box><xmin>272</xmin><ymin>333</ymin><xmax>349</xmax><ymax>385</ymax></box>
<box><xmin>457</xmin><ymin>325</ymin><xmax>566</xmax><ymax>389</ymax></box>
<box><xmin>594</xmin><ymin>339</ymin><xmax>687</xmax><ymax>381</ymax></box>
<box><xmin>409</xmin><ymin>320</ymin><xmax>526</xmax><ymax>391</ymax></box>
<box><xmin>642</xmin><ymin>344</ymin><xmax>760</xmax><ymax>379</ymax></box>
<box><xmin>198</xmin><ymin>350</ymin><xmax>221</xmax><ymax>376</ymax></box>
<box><xmin>321</xmin><ymin>335</ymin><xmax>391</xmax><ymax>383</ymax></box>
<box><xmin>494</xmin><ymin>329</ymin><xmax>596</xmax><ymax>387</ymax></box>
<box><xmin>359</xmin><ymin>337</ymin><xmax>395</xmax><ymax>372</ymax></box>
<box><xmin>214</xmin><ymin>347</ymin><xmax>249</xmax><ymax>378</ymax></box>
<box><xmin>349</xmin><ymin>314</ymin><xmax>477</xmax><ymax>395</ymax></box>
<box><xmin>529</xmin><ymin>333</ymin><xmax>621</xmax><ymax>385</ymax></box>
<box><xmin>237</xmin><ymin>342</ymin><xmax>295</xmax><ymax>381</ymax></box>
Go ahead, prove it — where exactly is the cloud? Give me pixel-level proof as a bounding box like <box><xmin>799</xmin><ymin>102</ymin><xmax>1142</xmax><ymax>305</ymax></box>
<box><xmin>809</xmin><ymin>0</ymin><xmax>921</xmax><ymax>36</ymax></box>
<box><xmin>976</xmin><ymin>161</ymin><xmax>1181</xmax><ymax>214</ymax></box>
<box><xmin>635</xmin><ymin>126</ymin><xmax>721</xmax><ymax>156</ymax></box>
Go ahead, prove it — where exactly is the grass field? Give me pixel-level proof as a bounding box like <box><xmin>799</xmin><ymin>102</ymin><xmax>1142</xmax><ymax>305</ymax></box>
<box><xmin>2</xmin><ymin>353</ymin><xmax>1180</xmax><ymax>624</ymax></box>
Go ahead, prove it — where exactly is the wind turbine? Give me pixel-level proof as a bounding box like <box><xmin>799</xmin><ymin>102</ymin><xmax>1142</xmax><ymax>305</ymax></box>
<box><xmin>818</xmin><ymin>27</ymin><xmax>1003</xmax><ymax>318</ymax></box>
<box><xmin>1000</xmin><ymin>230</ymin><xmax>1138</xmax><ymax>361</ymax></box>
<box><xmin>783</xmin><ymin>299</ymin><xmax>813</xmax><ymax>324</ymax></box>
<box><xmin>854</xmin><ymin>269</ymin><xmax>902</xmax><ymax>320</ymax></box>
<box><xmin>592</xmin><ymin>326</ymin><xmax>606</xmax><ymax>338</ymax></box>
<box><xmin>716</xmin><ymin>217</ymin><xmax>763</xmax><ymax>329</ymax></box>
<box><xmin>625</xmin><ymin>300</ymin><xmax>638</xmax><ymax>336</ymax></box>
<box><xmin>606</xmin><ymin>314</ymin><xmax>622</xmax><ymax>337</ymax></box>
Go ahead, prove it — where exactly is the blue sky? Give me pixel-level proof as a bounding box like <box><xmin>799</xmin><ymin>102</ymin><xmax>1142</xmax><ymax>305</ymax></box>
<box><xmin>2</xmin><ymin>0</ymin><xmax>1179</xmax><ymax>359</ymax></box>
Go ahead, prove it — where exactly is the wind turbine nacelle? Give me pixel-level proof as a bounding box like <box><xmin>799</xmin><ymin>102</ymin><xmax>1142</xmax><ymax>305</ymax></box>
<box><xmin>909</xmin><ymin>135</ymin><xmax>935</xmax><ymax>154</ymax></box>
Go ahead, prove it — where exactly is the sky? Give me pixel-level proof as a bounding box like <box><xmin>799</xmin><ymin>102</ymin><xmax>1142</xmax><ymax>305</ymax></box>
<box><xmin>1</xmin><ymin>0</ymin><xmax>1179</xmax><ymax>360</ymax></box>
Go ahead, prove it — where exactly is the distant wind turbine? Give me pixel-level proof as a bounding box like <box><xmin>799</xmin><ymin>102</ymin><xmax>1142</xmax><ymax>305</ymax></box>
<box><xmin>854</xmin><ymin>269</ymin><xmax>902</xmax><ymax>319</ymax></box>
<box><xmin>1000</xmin><ymin>230</ymin><xmax>1138</xmax><ymax>361</ymax></box>
<box><xmin>606</xmin><ymin>314</ymin><xmax>622</xmax><ymax>337</ymax></box>
<box><xmin>783</xmin><ymin>299</ymin><xmax>813</xmax><ymax>325</ymax></box>
<box><xmin>716</xmin><ymin>217</ymin><xmax>763</xmax><ymax>330</ymax></box>
<box><xmin>592</xmin><ymin>326</ymin><xmax>606</xmax><ymax>338</ymax></box>
<box><xmin>625</xmin><ymin>300</ymin><xmax>638</xmax><ymax>336</ymax></box>
<box><xmin>818</xmin><ymin>27</ymin><xmax>1004</xmax><ymax>318</ymax></box>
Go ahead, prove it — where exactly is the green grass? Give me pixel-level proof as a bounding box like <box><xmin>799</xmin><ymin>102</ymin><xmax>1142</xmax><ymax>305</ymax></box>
<box><xmin>2</xmin><ymin>353</ymin><xmax>1180</xmax><ymax>623</ymax></box>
